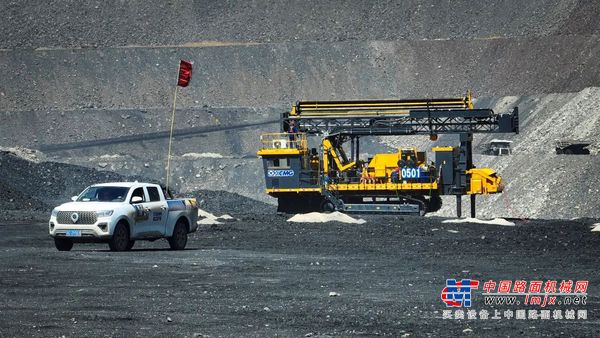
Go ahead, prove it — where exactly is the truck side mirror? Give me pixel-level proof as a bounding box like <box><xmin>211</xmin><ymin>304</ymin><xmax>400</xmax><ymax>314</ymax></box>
<box><xmin>131</xmin><ymin>196</ymin><xmax>143</xmax><ymax>204</ymax></box>
<box><xmin>71</xmin><ymin>196</ymin><xmax>78</xmax><ymax>201</ymax></box>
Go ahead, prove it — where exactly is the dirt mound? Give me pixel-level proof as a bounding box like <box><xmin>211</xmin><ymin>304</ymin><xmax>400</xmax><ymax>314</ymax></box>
<box><xmin>0</xmin><ymin>148</ymin><xmax>273</xmax><ymax>221</ymax></box>
<box><xmin>379</xmin><ymin>87</ymin><xmax>600</xmax><ymax>219</ymax></box>
<box><xmin>287</xmin><ymin>211</ymin><xmax>366</xmax><ymax>224</ymax></box>
<box><xmin>0</xmin><ymin>180</ymin><xmax>48</xmax><ymax>211</ymax></box>
<box><xmin>186</xmin><ymin>189</ymin><xmax>276</xmax><ymax>215</ymax></box>
<box><xmin>0</xmin><ymin>149</ymin><xmax>152</xmax><ymax>220</ymax></box>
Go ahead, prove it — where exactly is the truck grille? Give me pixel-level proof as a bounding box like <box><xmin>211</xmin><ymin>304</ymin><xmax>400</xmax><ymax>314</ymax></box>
<box><xmin>56</xmin><ymin>211</ymin><xmax>97</xmax><ymax>225</ymax></box>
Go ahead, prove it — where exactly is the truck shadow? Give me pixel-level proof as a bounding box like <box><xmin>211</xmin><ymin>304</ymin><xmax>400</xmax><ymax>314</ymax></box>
<box><xmin>73</xmin><ymin>248</ymin><xmax>200</xmax><ymax>252</ymax></box>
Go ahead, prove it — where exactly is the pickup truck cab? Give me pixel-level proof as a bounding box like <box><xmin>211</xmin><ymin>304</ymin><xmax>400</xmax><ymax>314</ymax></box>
<box><xmin>49</xmin><ymin>182</ymin><xmax>198</xmax><ymax>251</ymax></box>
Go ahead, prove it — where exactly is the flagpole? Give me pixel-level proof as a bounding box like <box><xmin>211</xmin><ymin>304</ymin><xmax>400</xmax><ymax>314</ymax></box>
<box><xmin>165</xmin><ymin>85</ymin><xmax>179</xmax><ymax>193</ymax></box>
<box><xmin>165</xmin><ymin>59</ymin><xmax>192</xmax><ymax>195</ymax></box>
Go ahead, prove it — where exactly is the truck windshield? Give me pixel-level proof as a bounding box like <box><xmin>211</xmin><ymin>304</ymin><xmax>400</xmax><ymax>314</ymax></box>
<box><xmin>77</xmin><ymin>186</ymin><xmax>130</xmax><ymax>202</ymax></box>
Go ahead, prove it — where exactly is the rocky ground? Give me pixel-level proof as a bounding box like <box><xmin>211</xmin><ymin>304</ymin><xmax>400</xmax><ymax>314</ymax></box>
<box><xmin>1</xmin><ymin>215</ymin><xmax>600</xmax><ymax>337</ymax></box>
<box><xmin>2</xmin><ymin>1</ymin><xmax>600</xmax><ymax>336</ymax></box>
<box><xmin>1</xmin><ymin>147</ymin><xmax>599</xmax><ymax>336</ymax></box>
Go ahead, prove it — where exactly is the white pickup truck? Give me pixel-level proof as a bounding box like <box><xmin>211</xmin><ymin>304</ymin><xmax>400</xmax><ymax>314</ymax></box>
<box><xmin>49</xmin><ymin>182</ymin><xmax>198</xmax><ymax>251</ymax></box>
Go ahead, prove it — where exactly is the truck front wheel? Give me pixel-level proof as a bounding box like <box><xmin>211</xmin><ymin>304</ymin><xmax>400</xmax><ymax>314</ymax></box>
<box><xmin>109</xmin><ymin>222</ymin><xmax>132</xmax><ymax>251</ymax></box>
<box><xmin>168</xmin><ymin>220</ymin><xmax>188</xmax><ymax>250</ymax></box>
<box><xmin>54</xmin><ymin>238</ymin><xmax>73</xmax><ymax>251</ymax></box>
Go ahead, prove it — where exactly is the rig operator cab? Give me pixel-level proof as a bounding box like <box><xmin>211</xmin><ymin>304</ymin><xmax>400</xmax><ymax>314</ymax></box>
<box><xmin>257</xmin><ymin>93</ymin><xmax>519</xmax><ymax>217</ymax></box>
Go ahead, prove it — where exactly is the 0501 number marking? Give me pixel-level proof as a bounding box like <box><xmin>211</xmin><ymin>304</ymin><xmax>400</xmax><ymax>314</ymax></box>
<box><xmin>401</xmin><ymin>168</ymin><xmax>421</xmax><ymax>179</ymax></box>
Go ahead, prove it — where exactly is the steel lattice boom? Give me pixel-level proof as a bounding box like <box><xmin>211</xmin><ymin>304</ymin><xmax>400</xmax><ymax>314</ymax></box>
<box><xmin>285</xmin><ymin>107</ymin><xmax>519</xmax><ymax>136</ymax></box>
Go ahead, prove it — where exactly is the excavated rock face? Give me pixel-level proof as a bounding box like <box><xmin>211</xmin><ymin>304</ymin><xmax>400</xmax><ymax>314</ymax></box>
<box><xmin>0</xmin><ymin>149</ymin><xmax>272</xmax><ymax>221</ymax></box>
<box><xmin>1</xmin><ymin>1</ymin><xmax>599</xmax><ymax>219</ymax></box>
<box><xmin>2</xmin><ymin>0</ymin><xmax>599</xmax><ymax>49</ymax></box>
<box><xmin>381</xmin><ymin>89</ymin><xmax>600</xmax><ymax>219</ymax></box>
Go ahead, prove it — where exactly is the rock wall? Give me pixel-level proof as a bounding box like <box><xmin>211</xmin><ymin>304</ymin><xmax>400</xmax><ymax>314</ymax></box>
<box><xmin>1</xmin><ymin>1</ymin><xmax>599</xmax><ymax>218</ymax></box>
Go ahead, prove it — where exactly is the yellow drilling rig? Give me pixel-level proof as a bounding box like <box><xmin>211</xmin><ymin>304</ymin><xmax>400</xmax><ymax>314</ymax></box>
<box><xmin>257</xmin><ymin>93</ymin><xmax>519</xmax><ymax>217</ymax></box>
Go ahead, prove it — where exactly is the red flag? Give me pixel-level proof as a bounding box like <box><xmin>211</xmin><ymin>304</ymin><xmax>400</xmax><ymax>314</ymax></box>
<box><xmin>177</xmin><ymin>60</ymin><xmax>193</xmax><ymax>87</ymax></box>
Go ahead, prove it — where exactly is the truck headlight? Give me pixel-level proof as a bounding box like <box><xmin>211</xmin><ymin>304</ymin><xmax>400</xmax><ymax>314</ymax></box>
<box><xmin>96</xmin><ymin>210</ymin><xmax>114</xmax><ymax>218</ymax></box>
<box><xmin>51</xmin><ymin>209</ymin><xmax>58</xmax><ymax>218</ymax></box>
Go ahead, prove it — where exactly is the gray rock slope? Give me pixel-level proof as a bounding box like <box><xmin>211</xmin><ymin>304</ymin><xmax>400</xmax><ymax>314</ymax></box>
<box><xmin>2</xmin><ymin>0</ymin><xmax>599</xmax><ymax>49</ymax></box>
<box><xmin>1</xmin><ymin>1</ymin><xmax>599</xmax><ymax>219</ymax></box>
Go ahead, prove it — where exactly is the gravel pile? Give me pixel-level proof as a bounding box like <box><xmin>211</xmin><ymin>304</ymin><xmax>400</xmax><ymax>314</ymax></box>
<box><xmin>0</xmin><ymin>180</ymin><xmax>48</xmax><ymax>212</ymax></box>
<box><xmin>188</xmin><ymin>189</ymin><xmax>276</xmax><ymax>215</ymax></box>
<box><xmin>0</xmin><ymin>148</ymin><xmax>151</xmax><ymax>221</ymax></box>
<box><xmin>0</xmin><ymin>147</ymin><xmax>274</xmax><ymax>221</ymax></box>
<box><xmin>379</xmin><ymin>87</ymin><xmax>600</xmax><ymax>219</ymax></box>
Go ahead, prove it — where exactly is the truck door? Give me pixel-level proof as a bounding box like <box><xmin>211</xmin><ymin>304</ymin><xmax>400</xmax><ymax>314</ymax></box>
<box><xmin>145</xmin><ymin>186</ymin><xmax>168</xmax><ymax>234</ymax></box>
<box><xmin>130</xmin><ymin>187</ymin><xmax>163</xmax><ymax>238</ymax></box>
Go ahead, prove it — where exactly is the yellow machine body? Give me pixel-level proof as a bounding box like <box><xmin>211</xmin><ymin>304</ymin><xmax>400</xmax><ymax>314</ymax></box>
<box><xmin>467</xmin><ymin>168</ymin><xmax>504</xmax><ymax>194</ymax></box>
